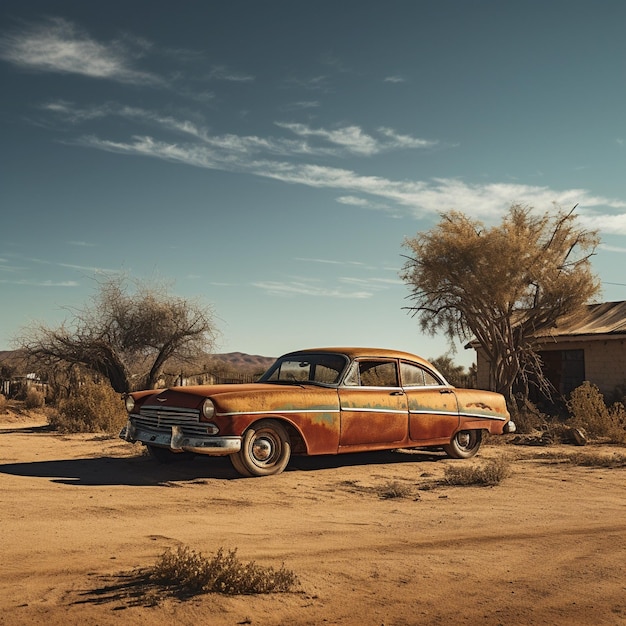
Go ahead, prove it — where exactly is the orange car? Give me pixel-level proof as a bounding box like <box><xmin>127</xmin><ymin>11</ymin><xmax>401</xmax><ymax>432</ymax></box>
<box><xmin>120</xmin><ymin>347</ymin><xmax>515</xmax><ymax>477</ymax></box>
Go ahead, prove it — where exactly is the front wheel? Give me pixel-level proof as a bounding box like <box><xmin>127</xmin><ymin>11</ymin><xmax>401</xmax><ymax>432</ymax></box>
<box><xmin>230</xmin><ymin>420</ymin><xmax>291</xmax><ymax>477</ymax></box>
<box><xmin>443</xmin><ymin>430</ymin><xmax>482</xmax><ymax>459</ymax></box>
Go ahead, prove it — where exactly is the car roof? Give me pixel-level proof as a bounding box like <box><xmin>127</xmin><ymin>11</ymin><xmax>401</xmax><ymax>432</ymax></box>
<box><xmin>281</xmin><ymin>347</ymin><xmax>434</xmax><ymax>367</ymax></box>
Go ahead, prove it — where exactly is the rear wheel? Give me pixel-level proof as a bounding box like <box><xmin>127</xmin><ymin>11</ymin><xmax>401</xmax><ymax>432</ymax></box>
<box><xmin>146</xmin><ymin>444</ymin><xmax>193</xmax><ymax>463</ymax></box>
<box><xmin>230</xmin><ymin>419</ymin><xmax>291</xmax><ymax>477</ymax></box>
<box><xmin>443</xmin><ymin>430</ymin><xmax>482</xmax><ymax>459</ymax></box>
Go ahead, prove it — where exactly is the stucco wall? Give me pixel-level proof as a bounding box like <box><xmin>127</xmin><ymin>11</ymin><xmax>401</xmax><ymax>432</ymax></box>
<box><xmin>473</xmin><ymin>337</ymin><xmax>626</xmax><ymax>397</ymax></box>
<box><xmin>541</xmin><ymin>338</ymin><xmax>626</xmax><ymax>396</ymax></box>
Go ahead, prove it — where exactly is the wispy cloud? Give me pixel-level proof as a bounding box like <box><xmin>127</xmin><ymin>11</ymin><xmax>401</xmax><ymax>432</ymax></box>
<box><xmin>284</xmin><ymin>74</ymin><xmax>331</xmax><ymax>92</ymax></box>
<box><xmin>3</xmin><ymin>252</ymin><xmax>119</xmax><ymax>275</ymax></box>
<box><xmin>252</xmin><ymin>280</ymin><xmax>373</xmax><ymax>299</ymax></box>
<box><xmin>336</xmin><ymin>195</ymin><xmax>396</xmax><ymax>215</ymax></box>
<box><xmin>276</xmin><ymin>122</ymin><xmax>436</xmax><ymax>155</ymax></box>
<box><xmin>599</xmin><ymin>244</ymin><xmax>626</xmax><ymax>253</ymax></box>
<box><xmin>72</xmin><ymin>129</ymin><xmax>626</xmax><ymax>229</ymax></box>
<box><xmin>294</xmin><ymin>257</ymin><xmax>368</xmax><ymax>267</ymax></box>
<box><xmin>208</xmin><ymin>65</ymin><xmax>254</xmax><ymax>82</ymax></box>
<box><xmin>339</xmin><ymin>276</ymin><xmax>403</xmax><ymax>288</ymax></box>
<box><xmin>46</xmin><ymin>101</ymin><xmax>437</xmax><ymax>160</ymax></box>
<box><xmin>576</xmin><ymin>213</ymin><xmax>626</xmax><ymax>235</ymax></box>
<box><xmin>67</xmin><ymin>240</ymin><xmax>96</xmax><ymax>247</ymax></box>
<box><xmin>0</xmin><ymin>278</ymin><xmax>79</xmax><ymax>287</ymax></box>
<box><xmin>384</xmin><ymin>75</ymin><xmax>407</xmax><ymax>83</ymax></box>
<box><xmin>21</xmin><ymin>90</ymin><xmax>626</xmax><ymax>234</ymax></box>
<box><xmin>0</xmin><ymin>17</ymin><xmax>161</xmax><ymax>85</ymax></box>
<box><xmin>281</xmin><ymin>101</ymin><xmax>321</xmax><ymax>111</ymax></box>
<box><xmin>0</xmin><ymin>262</ymin><xmax>28</xmax><ymax>272</ymax></box>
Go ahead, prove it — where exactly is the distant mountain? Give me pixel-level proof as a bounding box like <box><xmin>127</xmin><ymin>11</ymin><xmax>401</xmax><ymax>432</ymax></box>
<box><xmin>0</xmin><ymin>350</ymin><xmax>26</xmax><ymax>367</ymax></box>
<box><xmin>211</xmin><ymin>352</ymin><xmax>275</xmax><ymax>372</ymax></box>
<box><xmin>0</xmin><ymin>349</ymin><xmax>275</xmax><ymax>375</ymax></box>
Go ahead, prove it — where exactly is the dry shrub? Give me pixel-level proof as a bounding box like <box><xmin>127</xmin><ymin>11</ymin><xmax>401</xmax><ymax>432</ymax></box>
<box><xmin>443</xmin><ymin>456</ymin><xmax>512</xmax><ymax>487</ymax></box>
<box><xmin>538</xmin><ymin>449</ymin><xmax>626</xmax><ymax>468</ymax></box>
<box><xmin>0</xmin><ymin>393</ymin><xmax>7</xmax><ymax>413</ymax></box>
<box><xmin>567</xmin><ymin>381</ymin><xmax>626</xmax><ymax>443</ymax></box>
<box><xmin>24</xmin><ymin>388</ymin><xmax>45</xmax><ymax>409</ymax></box>
<box><xmin>510</xmin><ymin>399</ymin><xmax>546</xmax><ymax>434</ymax></box>
<box><xmin>149</xmin><ymin>545</ymin><xmax>299</xmax><ymax>596</ymax></box>
<box><xmin>568</xmin><ymin>450</ymin><xmax>626</xmax><ymax>468</ymax></box>
<box><xmin>51</xmin><ymin>379</ymin><xmax>127</xmax><ymax>434</ymax></box>
<box><xmin>376</xmin><ymin>480</ymin><xmax>414</xmax><ymax>499</ymax></box>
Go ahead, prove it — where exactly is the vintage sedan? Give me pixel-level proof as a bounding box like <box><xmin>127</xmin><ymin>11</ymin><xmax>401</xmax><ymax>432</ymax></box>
<box><xmin>120</xmin><ymin>347</ymin><xmax>515</xmax><ymax>477</ymax></box>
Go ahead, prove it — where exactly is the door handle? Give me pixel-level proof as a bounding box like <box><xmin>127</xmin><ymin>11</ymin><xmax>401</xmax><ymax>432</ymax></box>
<box><xmin>390</xmin><ymin>391</ymin><xmax>404</xmax><ymax>396</ymax></box>
<box><xmin>439</xmin><ymin>389</ymin><xmax>454</xmax><ymax>394</ymax></box>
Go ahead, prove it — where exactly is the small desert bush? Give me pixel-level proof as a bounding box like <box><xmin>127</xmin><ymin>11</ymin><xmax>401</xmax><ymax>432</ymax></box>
<box><xmin>443</xmin><ymin>456</ymin><xmax>512</xmax><ymax>487</ymax></box>
<box><xmin>376</xmin><ymin>480</ymin><xmax>414</xmax><ymax>499</ymax></box>
<box><xmin>149</xmin><ymin>545</ymin><xmax>299</xmax><ymax>596</ymax></box>
<box><xmin>510</xmin><ymin>399</ymin><xmax>546</xmax><ymax>434</ymax></box>
<box><xmin>567</xmin><ymin>382</ymin><xmax>626</xmax><ymax>443</ymax></box>
<box><xmin>538</xmin><ymin>449</ymin><xmax>626</xmax><ymax>468</ymax></box>
<box><xmin>567</xmin><ymin>450</ymin><xmax>626</xmax><ymax>468</ymax></box>
<box><xmin>24</xmin><ymin>387</ymin><xmax>45</xmax><ymax>409</ymax></box>
<box><xmin>50</xmin><ymin>379</ymin><xmax>127</xmax><ymax>434</ymax></box>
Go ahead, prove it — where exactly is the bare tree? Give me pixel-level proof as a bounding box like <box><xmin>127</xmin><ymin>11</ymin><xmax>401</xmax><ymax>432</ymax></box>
<box><xmin>17</xmin><ymin>276</ymin><xmax>218</xmax><ymax>393</ymax></box>
<box><xmin>400</xmin><ymin>204</ymin><xmax>600</xmax><ymax>407</ymax></box>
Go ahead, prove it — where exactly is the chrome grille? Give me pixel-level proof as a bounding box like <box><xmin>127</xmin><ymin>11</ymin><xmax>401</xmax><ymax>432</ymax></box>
<box><xmin>131</xmin><ymin>404</ymin><xmax>211</xmax><ymax>437</ymax></box>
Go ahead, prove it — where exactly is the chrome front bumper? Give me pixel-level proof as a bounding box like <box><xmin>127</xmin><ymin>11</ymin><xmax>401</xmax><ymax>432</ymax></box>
<box><xmin>120</xmin><ymin>420</ymin><xmax>241</xmax><ymax>456</ymax></box>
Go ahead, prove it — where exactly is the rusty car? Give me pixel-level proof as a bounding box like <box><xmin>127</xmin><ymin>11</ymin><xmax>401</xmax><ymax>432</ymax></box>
<box><xmin>120</xmin><ymin>347</ymin><xmax>515</xmax><ymax>477</ymax></box>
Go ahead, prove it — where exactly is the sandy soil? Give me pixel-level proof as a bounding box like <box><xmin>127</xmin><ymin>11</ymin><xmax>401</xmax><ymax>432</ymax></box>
<box><xmin>0</xmin><ymin>407</ymin><xmax>625</xmax><ymax>626</ymax></box>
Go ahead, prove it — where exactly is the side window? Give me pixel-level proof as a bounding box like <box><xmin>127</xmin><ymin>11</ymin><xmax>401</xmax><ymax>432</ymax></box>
<box><xmin>423</xmin><ymin>369</ymin><xmax>441</xmax><ymax>386</ymax></box>
<box><xmin>358</xmin><ymin>361</ymin><xmax>398</xmax><ymax>387</ymax></box>
<box><xmin>400</xmin><ymin>362</ymin><xmax>425</xmax><ymax>386</ymax></box>
<box><xmin>401</xmin><ymin>362</ymin><xmax>442</xmax><ymax>387</ymax></box>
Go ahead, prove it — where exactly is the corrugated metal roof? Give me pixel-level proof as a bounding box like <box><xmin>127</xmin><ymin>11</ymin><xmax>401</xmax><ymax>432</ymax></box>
<box><xmin>533</xmin><ymin>300</ymin><xmax>626</xmax><ymax>338</ymax></box>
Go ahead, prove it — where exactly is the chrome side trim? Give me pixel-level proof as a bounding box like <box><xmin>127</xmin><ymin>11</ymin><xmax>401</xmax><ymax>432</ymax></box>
<box><xmin>408</xmin><ymin>409</ymin><xmax>508</xmax><ymax>421</ymax></box>
<box><xmin>458</xmin><ymin>411</ymin><xmax>508</xmax><ymax>421</ymax></box>
<box><xmin>216</xmin><ymin>408</ymin><xmax>339</xmax><ymax>417</ymax></box>
<box><xmin>340</xmin><ymin>407</ymin><xmax>408</xmax><ymax>415</ymax></box>
<box><xmin>409</xmin><ymin>409</ymin><xmax>459</xmax><ymax>418</ymax></box>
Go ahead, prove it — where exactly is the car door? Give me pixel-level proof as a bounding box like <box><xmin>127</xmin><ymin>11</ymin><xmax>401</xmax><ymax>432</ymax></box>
<box><xmin>401</xmin><ymin>361</ymin><xmax>460</xmax><ymax>442</ymax></box>
<box><xmin>338</xmin><ymin>359</ymin><xmax>408</xmax><ymax>449</ymax></box>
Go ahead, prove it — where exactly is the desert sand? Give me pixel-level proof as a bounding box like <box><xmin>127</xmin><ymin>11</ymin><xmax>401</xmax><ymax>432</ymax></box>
<box><xmin>0</xmin><ymin>408</ymin><xmax>625</xmax><ymax>626</ymax></box>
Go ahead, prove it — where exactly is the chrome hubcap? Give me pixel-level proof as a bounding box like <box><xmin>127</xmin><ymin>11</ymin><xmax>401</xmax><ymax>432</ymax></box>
<box><xmin>252</xmin><ymin>437</ymin><xmax>273</xmax><ymax>462</ymax></box>
<box><xmin>457</xmin><ymin>432</ymin><xmax>471</xmax><ymax>448</ymax></box>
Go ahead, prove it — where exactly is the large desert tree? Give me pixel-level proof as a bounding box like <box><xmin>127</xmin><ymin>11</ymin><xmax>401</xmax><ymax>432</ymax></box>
<box><xmin>400</xmin><ymin>204</ymin><xmax>600</xmax><ymax>407</ymax></box>
<box><xmin>17</xmin><ymin>276</ymin><xmax>218</xmax><ymax>393</ymax></box>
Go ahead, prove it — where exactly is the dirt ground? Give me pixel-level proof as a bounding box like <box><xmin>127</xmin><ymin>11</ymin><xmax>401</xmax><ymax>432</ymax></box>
<box><xmin>1</xmin><ymin>407</ymin><xmax>625</xmax><ymax>626</ymax></box>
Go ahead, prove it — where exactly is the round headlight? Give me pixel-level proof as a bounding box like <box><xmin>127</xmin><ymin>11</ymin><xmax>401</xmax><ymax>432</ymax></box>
<box><xmin>202</xmin><ymin>398</ymin><xmax>215</xmax><ymax>419</ymax></box>
<box><xmin>124</xmin><ymin>394</ymin><xmax>135</xmax><ymax>413</ymax></box>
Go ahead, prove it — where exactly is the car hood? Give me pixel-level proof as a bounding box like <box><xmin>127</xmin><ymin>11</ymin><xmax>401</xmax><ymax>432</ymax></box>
<box><xmin>134</xmin><ymin>383</ymin><xmax>338</xmax><ymax>413</ymax></box>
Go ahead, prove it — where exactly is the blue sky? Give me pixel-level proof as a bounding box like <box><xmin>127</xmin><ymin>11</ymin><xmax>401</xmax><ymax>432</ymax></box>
<box><xmin>1</xmin><ymin>1</ymin><xmax>626</xmax><ymax>367</ymax></box>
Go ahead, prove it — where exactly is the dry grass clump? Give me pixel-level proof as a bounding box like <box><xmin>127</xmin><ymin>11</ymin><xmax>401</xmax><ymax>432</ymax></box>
<box><xmin>567</xmin><ymin>450</ymin><xmax>626</xmax><ymax>468</ymax></box>
<box><xmin>510</xmin><ymin>400</ymin><xmax>547</xmax><ymax>434</ymax></box>
<box><xmin>50</xmin><ymin>379</ymin><xmax>127</xmax><ymax>434</ymax></box>
<box><xmin>567</xmin><ymin>382</ymin><xmax>626</xmax><ymax>444</ymax></box>
<box><xmin>149</xmin><ymin>545</ymin><xmax>299</xmax><ymax>596</ymax></box>
<box><xmin>537</xmin><ymin>448</ymin><xmax>626</xmax><ymax>468</ymax></box>
<box><xmin>443</xmin><ymin>456</ymin><xmax>512</xmax><ymax>487</ymax></box>
<box><xmin>375</xmin><ymin>480</ymin><xmax>415</xmax><ymax>499</ymax></box>
<box><xmin>24</xmin><ymin>388</ymin><xmax>45</xmax><ymax>409</ymax></box>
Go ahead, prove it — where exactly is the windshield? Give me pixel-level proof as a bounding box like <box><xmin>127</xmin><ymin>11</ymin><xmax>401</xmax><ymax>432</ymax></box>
<box><xmin>259</xmin><ymin>353</ymin><xmax>348</xmax><ymax>386</ymax></box>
